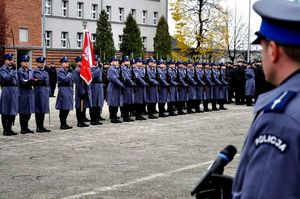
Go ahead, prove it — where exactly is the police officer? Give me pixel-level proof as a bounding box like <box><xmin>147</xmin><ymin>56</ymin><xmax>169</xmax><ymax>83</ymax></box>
<box><xmin>232</xmin><ymin>1</ymin><xmax>300</xmax><ymax>198</ymax></box>
<box><xmin>245</xmin><ymin>62</ymin><xmax>255</xmax><ymax>106</ymax></box>
<box><xmin>0</xmin><ymin>54</ymin><xmax>18</xmax><ymax>136</ymax></box>
<box><xmin>73</xmin><ymin>56</ymin><xmax>91</xmax><ymax>127</ymax></box>
<box><xmin>33</xmin><ymin>57</ymin><xmax>50</xmax><ymax>132</ymax></box>
<box><xmin>45</xmin><ymin>62</ymin><xmax>57</xmax><ymax>97</ymax></box>
<box><xmin>18</xmin><ymin>55</ymin><xmax>35</xmax><ymax>134</ymax></box>
<box><xmin>120</xmin><ymin>56</ymin><xmax>135</xmax><ymax>122</ymax></box>
<box><xmin>219</xmin><ymin>63</ymin><xmax>228</xmax><ymax>110</ymax></box>
<box><xmin>55</xmin><ymin>56</ymin><xmax>73</xmax><ymax>130</ymax></box>
<box><xmin>133</xmin><ymin>57</ymin><xmax>147</xmax><ymax>120</ymax></box>
<box><xmin>146</xmin><ymin>58</ymin><xmax>159</xmax><ymax>119</ymax></box>
<box><xmin>194</xmin><ymin>62</ymin><xmax>206</xmax><ymax>112</ymax></box>
<box><xmin>177</xmin><ymin>60</ymin><xmax>188</xmax><ymax>115</ymax></box>
<box><xmin>186</xmin><ymin>60</ymin><xmax>197</xmax><ymax>113</ymax></box>
<box><xmin>90</xmin><ymin>56</ymin><xmax>104</xmax><ymax>125</ymax></box>
<box><xmin>203</xmin><ymin>63</ymin><xmax>214</xmax><ymax>112</ymax></box>
<box><xmin>167</xmin><ymin>60</ymin><xmax>178</xmax><ymax>116</ymax></box>
<box><xmin>211</xmin><ymin>63</ymin><xmax>223</xmax><ymax>111</ymax></box>
<box><xmin>107</xmin><ymin>56</ymin><xmax>123</xmax><ymax>123</ymax></box>
<box><xmin>157</xmin><ymin>59</ymin><xmax>169</xmax><ymax>117</ymax></box>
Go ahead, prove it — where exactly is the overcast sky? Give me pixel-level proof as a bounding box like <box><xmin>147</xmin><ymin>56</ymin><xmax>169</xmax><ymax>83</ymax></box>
<box><xmin>168</xmin><ymin>0</ymin><xmax>261</xmax><ymax>37</ymax></box>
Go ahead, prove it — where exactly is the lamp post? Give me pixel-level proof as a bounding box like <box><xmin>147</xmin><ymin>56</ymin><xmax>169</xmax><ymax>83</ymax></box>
<box><xmin>247</xmin><ymin>0</ymin><xmax>251</xmax><ymax>63</ymax></box>
<box><xmin>42</xmin><ymin>0</ymin><xmax>46</xmax><ymax>58</ymax></box>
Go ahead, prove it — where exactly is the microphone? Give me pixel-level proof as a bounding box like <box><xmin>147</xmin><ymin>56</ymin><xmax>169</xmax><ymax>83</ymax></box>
<box><xmin>191</xmin><ymin>145</ymin><xmax>237</xmax><ymax>196</ymax></box>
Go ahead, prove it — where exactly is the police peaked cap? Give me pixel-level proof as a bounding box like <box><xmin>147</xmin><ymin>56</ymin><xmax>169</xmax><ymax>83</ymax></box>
<box><xmin>157</xmin><ymin>59</ymin><xmax>165</xmax><ymax>65</ymax></box>
<box><xmin>20</xmin><ymin>55</ymin><xmax>30</xmax><ymax>62</ymax></box>
<box><xmin>36</xmin><ymin>56</ymin><xmax>46</xmax><ymax>63</ymax></box>
<box><xmin>252</xmin><ymin>0</ymin><xmax>300</xmax><ymax>45</ymax></box>
<box><xmin>60</xmin><ymin>56</ymin><xmax>69</xmax><ymax>63</ymax></box>
<box><xmin>3</xmin><ymin>53</ymin><xmax>14</xmax><ymax>60</ymax></box>
<box><xmin>167</xmin><ymin>60</ymin><xmax>175</xmax><ymax>65</ymax></box>
<box><xmin>122</xmin><ymin>56</ymin><xmax>130</xmax><ymax>62</ymax></box>
<box><xmin>135</xmin><ymin>57</ymin><xmax>143</xmax><ymax>63</ymax></box>
<box><xmin>176</xmin><ymin>60</ymin><xmax>184</xmax><ymax>65</ymax></box>
<box><xmin>147</xmin><ymin>57</ymin><xmax>156</xmax><ymax>63</ymax></box>
<box><xmin>75</xmin><ymin>56</ymin><xmax>82</xmax><ymax>62</ymax></box>
<box><xmin>110</xmin><ymin>56</ymin><xmax>119</xmax><ymax>62</ymax></box>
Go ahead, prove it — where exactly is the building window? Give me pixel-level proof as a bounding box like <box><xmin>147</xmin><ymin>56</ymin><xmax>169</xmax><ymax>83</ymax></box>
<box><xmin>61</xmin><ymin>32</ymin><xmax>68</xmax><ymax>48</ymax></box>
<box><xmin>131</xmin><ymin>9</ymin><xmax>136</xmax><ymax>19</ymax></box>
<box><xmin>91</xmin><ymin>34</ymin><xmax>96</xmax><ymax>47</ymax></box>
<box><xmin>153</xmin><ymin>12</ymin><xmax>158</xmax><ymax>25</ymax></box>
<box><xmin>119</xmin><ymin>8</ymin><xmax>124</xmax><ymax>22</ymax></box>
<box><xmin>45</xmin><ymin>0</ymin><xmax>52</xmax><ymax>15</ymax></box>
<box><xmin>19</xmin><ymin>28</ymin><xmax>28</xmax><ymax>43</ymax></box>
<box><xmin>77</xmin><ymin>32</ymin><xmax>83</xmax><ymax>48</ymax></box>
<box><xmin>142</xmin><ymin>37</ymin><xmax>147</xmax><ymax>50</ymax></box>
<box><xmin>118</xmin><ymin>35</ymin><xmax>122</xmax><ymax>48</ymax></box>
<box><xmin>77</xmin><ymin>2</ymin><xmax>83</xmax><ymax>18</ymax></box>
<box><xmin>45</xmin><ymin>31</ymin><xmax>52</xmax><ymax>48</ymax></box>
<box><xmin>106</xmin><ymin>6</ymin><xmax>111</xmax><ymax>21</ymax></box>
<box><xmin>62</xmin><ymin>0</ymin><xmax>68</xmax><ymax>17</ymax></box>
<box><xmin>142</xmin><ymin>10</ymin><xmax>147</xmax><ymax>24</ymax></box>
<box><xmin>92</xmin><ymin>4</ymin><xmax>98</xmax><ymax>20</ymax></box>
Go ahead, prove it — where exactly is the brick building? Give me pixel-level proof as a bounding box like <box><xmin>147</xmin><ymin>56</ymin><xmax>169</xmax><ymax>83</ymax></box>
<box><xmin>0</xmin><ymin>0</ymin><xmax>168</xmax><ymax>66</ymax></box>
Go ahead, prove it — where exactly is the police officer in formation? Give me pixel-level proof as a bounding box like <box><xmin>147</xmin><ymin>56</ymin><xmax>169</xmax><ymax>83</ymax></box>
<box><xmin>73</xmin><ymin>56</ymin><xmax>91</xmax><ymax>127</ymax></box>
<box><xmin>55</xmin><ymin>56</ymin><xmax>73</xmax><ymax>130</ymax></box>
<box><xmin>120</xmin><ymin>56</ymin><xmax>135</xmax><ymax>122</ymax></box>
<box><xmin>45</xmin><ymin>62</ymin><xmax>57</xmax><ymax>97</ymax></box>
<box><xmin>107</xmin><ymin>56</ymin><xmax>123</xmax><ymax>123</ymax></box>
<box><xmin>167</xmin><ymin>60</ymin><xmax>178</xmax><ymax>116</ymax></box>
<box><xmin>186</xmin><ymin>60</ymin><xmax>197</xmax><ymax>113</ymax></box>
<box><xmin>157</xmin><ymin>59</ymin><xmax>169</xmax><ymax>117</ymax></box>
<box><xmin>18</xmin><ymin>55</ymin><xmax>35</xmax><ymax>134</ymax></box>
<box><xmin>146</xmin><ymin>58</ymin><xmax>159</xmax><ymax>119</ymax></box>
<box><xmin>133</xmin><ymin>57</ymin><xmax>147</xmax><ymax>120</ymax></box>
<box><xmin>245</xmin><ymin>63</ymin><xmax>255</xmax><ymax>106</ymax></box>
<box><xmin>90</xmin><ymin>57</ymin><xmax>104</xmax><ymax>125</ymax></box>
<box><xmin>194</xmin><ymin>62</ymin><xmax>206</xmax><ymax>112</ymax></box>
<box><xmin>0</xmin><ymin>54</ymin><xmax>19</xmax><ymax>135</ymax></box>
<box><xmin>33</xmin><ymin>56</ymin><xmax>51</xmax><ymax>133</ymax></box>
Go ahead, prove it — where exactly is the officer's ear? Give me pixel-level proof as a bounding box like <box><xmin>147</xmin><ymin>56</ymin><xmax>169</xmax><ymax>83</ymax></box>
<box><xmin>268</xmin><ymin>41</ymin><xmax>280</xmax><ymax>64</ymax></box>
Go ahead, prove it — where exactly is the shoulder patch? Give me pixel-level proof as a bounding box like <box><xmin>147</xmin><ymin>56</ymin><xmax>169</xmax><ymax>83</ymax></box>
<box><xmin>255</xmin><ymin>134</ymin><xmax>288</xmax><ymax>153</ymax></box>
<box><xmin>263</xmin><ymin>91</ymin><xmax>297</xmax><ymax>113</ymax></box>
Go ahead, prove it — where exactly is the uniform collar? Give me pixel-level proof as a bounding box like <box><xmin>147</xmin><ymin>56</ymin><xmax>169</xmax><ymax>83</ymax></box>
<box><xmin>254</xmin><ymin>70</ymin><xmax>300</xmax><ymax>113</ymax></box>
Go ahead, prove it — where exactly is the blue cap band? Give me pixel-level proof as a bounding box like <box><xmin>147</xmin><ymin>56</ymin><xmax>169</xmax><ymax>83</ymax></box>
<box><xmin>259</xmin><ymin>19</ymin><xmax>300</xmax><ymax>45</ymax></box>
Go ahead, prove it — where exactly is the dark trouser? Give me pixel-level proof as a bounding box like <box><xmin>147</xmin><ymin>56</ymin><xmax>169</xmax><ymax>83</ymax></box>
<box><xmin>187</xmin><ymin>100</ymin><xmax>194</xmax><ymax>112</ymax></box>
<box><xmin>194</xmin><ymin>100</ymin><xmax>201</xmax><ymax>111</ymax></box>
<box><xmin>122</xmin><ymin>104</ymin><xmax>131</xmax><ymax>119</ymax></box>
<box><xmin>59</xmin><ymin>109</ymin><xmax>70</xmax><ymax>126</ymax></box>
<box><xmin>76</xmin><ymin>108</ymin><xmax>85</xmax><ymax>123</ymax></box>
<box><xmin>50</xmin><ymin>83</ymin><xmax>56</xmax><ymax>96</ymax></box>
<box><xmin>20</xmin><ymin>114</ymin><xmax>31</xmax><ymax>130</ymax></box>
<box><xmin>90</xmin><ymin>107</ymin><xmax>98</xmax><ymax>122</ymax></box>
<box><xmin>35</xmin><ymin>113</ymin><xmax>46</xmax><ymax>129</ymax></box>
<box><xmin>147</xmin><ymin>103</ymin><xmax>156</xmax><ymax>116</ymax></box>
<box><xmin>158</xmin><ymin>103</ymin><xmax>166</xmax><ymax>114</ymax></box>
<box><xmin>177</xmin><ymin>101</ymin><xmax>186</xmax><ymax>114</ymax></box>
<box><xmin>135</xmin><ymin>104</ymin><xmax>143</xmax><ymax>117</ymax></box>
<box><xmin>2</xmin><ymin>114</ymin><xmax>15</xmax><ymax>132</ymax></box>
<box><xmin>109</xmin><ymin>106</ymin><xmax>119</xmax><ymax>119</ymax></box>
<box><xmin>168</xmin><ymin>102</ymin><xmax>175</xmax><ymax>114</ymax></box>
<box><xmin>246</xmin><ymin>96</ymin><xmax>253</xmax><ymax>106</ymax></box>
<box><xmin>212</xmin><ymin>99</ymin><xmax>218</xmax><ymax>110</ymax></box>
<box><xmin>203</xmin><ymin>100</ymin><xmax>210</xmax><ymax>111</ymax></box>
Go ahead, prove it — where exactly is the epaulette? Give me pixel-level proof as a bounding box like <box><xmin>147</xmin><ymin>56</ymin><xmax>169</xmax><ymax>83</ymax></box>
<box><xmin>263</xmin><ymin>91</ymin><xmax>297</xmax><ymax>113</ymax></box>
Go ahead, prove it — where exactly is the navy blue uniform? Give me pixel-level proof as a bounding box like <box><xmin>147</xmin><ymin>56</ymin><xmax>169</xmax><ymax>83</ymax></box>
<box><xmin>0</xmin><ymin>64</ymin><xmax>19</xmax><ymax>134</ymax></box>
<box><xmin>90</xmin><ymin>66</ymin><xmax>104</xmax><ymax>124</ymax></box>
<box><xmin>18</xmin><ymin>67</ymin><xmax>35</xmax><ymax>133</ymax></box>
<box><xmin>245</xmin><ymin>67</ymin><xmax>255</xmax><ymax>106</ymax></box>
<box><xmin>133</xmin><ymin>67</ymin><xmax>147</xmax><ymax>120</ymax></box>
<box><xmin>167</xmin><ymin>67</ymin><xmax>178</xmax><ymax>116</ymax></box>
<box><xmin>157</xmin><ymin>67</ymin><xmax>169</xmax><ymax>117</ymax></box>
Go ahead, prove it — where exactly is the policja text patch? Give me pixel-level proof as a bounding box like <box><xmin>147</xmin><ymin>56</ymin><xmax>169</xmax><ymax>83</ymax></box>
<box><xmin>255</xmin><ymin>134</ymin><xmax>288</xmax><ymax>153</ymax></box>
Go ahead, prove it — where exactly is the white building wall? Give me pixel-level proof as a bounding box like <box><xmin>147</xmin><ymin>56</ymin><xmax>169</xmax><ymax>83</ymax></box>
<box><xmin>45</xmin><ymin>0</ymin><xmax>168</xmax><ymax>53</ymax></box>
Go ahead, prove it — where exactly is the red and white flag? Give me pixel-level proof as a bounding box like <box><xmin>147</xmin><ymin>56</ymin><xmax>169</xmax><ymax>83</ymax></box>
<box><xmin>81</xmin><ymin>30</ymin><xmax>95</xmax><ymax>85</ymax></box>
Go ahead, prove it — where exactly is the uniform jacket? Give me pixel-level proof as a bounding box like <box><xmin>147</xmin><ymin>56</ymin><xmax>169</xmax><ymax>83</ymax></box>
<box><xmin>146</xmin><ymin>67</ymin><xmax>159</xmax><ymax>103</ymax></box>
<box><xmin>18</xmin><ymin>67</ymin><xmax>35</xmax><ymax>114</ymax></box>
<box><xmin>157</xmin><ymin>67</ymin><xmax>169</xmax><ymax>103</ymax></box>
<box><xmin>186</xmin><ymin>68</ymin><xmax>197</xmax><ymax>100</ymax></box>
<box><xmin>91</xmin><ymin>66</ymin><xmax>104</xmax><ymax>107</ymax></box>
<box><xmin>177</xmin><ymin>68</ymin><xmax>188</xmax><ymax>102</ymax></box>
<box><xmin>133</xmin><ymin>67</ymin><xmax>147</xmax><ymax>104</ymax></box>
<box><xmin>232</xmin><ymin>70</ymin><xmax>300</xmax><ymax>199</ymax></box>
<box><xmin>33</xmin><ymin>67</ymin><xmax>50</xmax><ymax>113</ymax></box>
<box><xmin>107</xmin><ymin>66</ymin><xmax>123</xmax><ymax>106</ymax></box>
<box><xmin>55</xmin><ymin>67</ymin><xmax>74</xmax><ymax>110</ymax></box>
<box><xmin>195</xmin><ymin>68</ymin><xmax>205</xmax><ymax>100</ymax></box>
<box><xmin>168</xmin><ymin>68</ymin><xmax>178</xmax><ymax>102</ymax></box>
<box><xmin>0</xmin><ymin>64</ymin><xmax>19</xmax><ymax>115</ymax></box>
<box><xmin>121</xmin><ymin>65</ymin><xmax>135</xmax><ymax>104</ymax></box>
<box><xmin>73</xmin><ymin>67</ymin><xmax>92</xmax><ymax>109</ymax></box>
<box><xmin>245</xmin><ymin>67</ymin><xmax>255</xmax><ymax>96</ymax></box>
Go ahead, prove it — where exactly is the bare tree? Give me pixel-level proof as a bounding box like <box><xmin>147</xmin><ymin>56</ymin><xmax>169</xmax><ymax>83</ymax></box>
<box><xmin>226</xmin><ymin>6</ymin><xmax>248</xmax><ymax>63</ymax></box>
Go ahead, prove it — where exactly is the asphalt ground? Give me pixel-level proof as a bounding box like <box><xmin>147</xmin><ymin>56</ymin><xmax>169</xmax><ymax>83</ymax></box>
<box><xmin>0</xmin><ymin>97</ymin><xmax>254</xmax><ymax>199</ymax></box>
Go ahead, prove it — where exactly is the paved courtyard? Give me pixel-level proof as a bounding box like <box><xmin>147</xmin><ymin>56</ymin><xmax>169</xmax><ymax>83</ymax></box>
<box><xmin>0</xmin><ymin>97</ymin><xmax>254</xmax><ymax>199</ymax></box>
